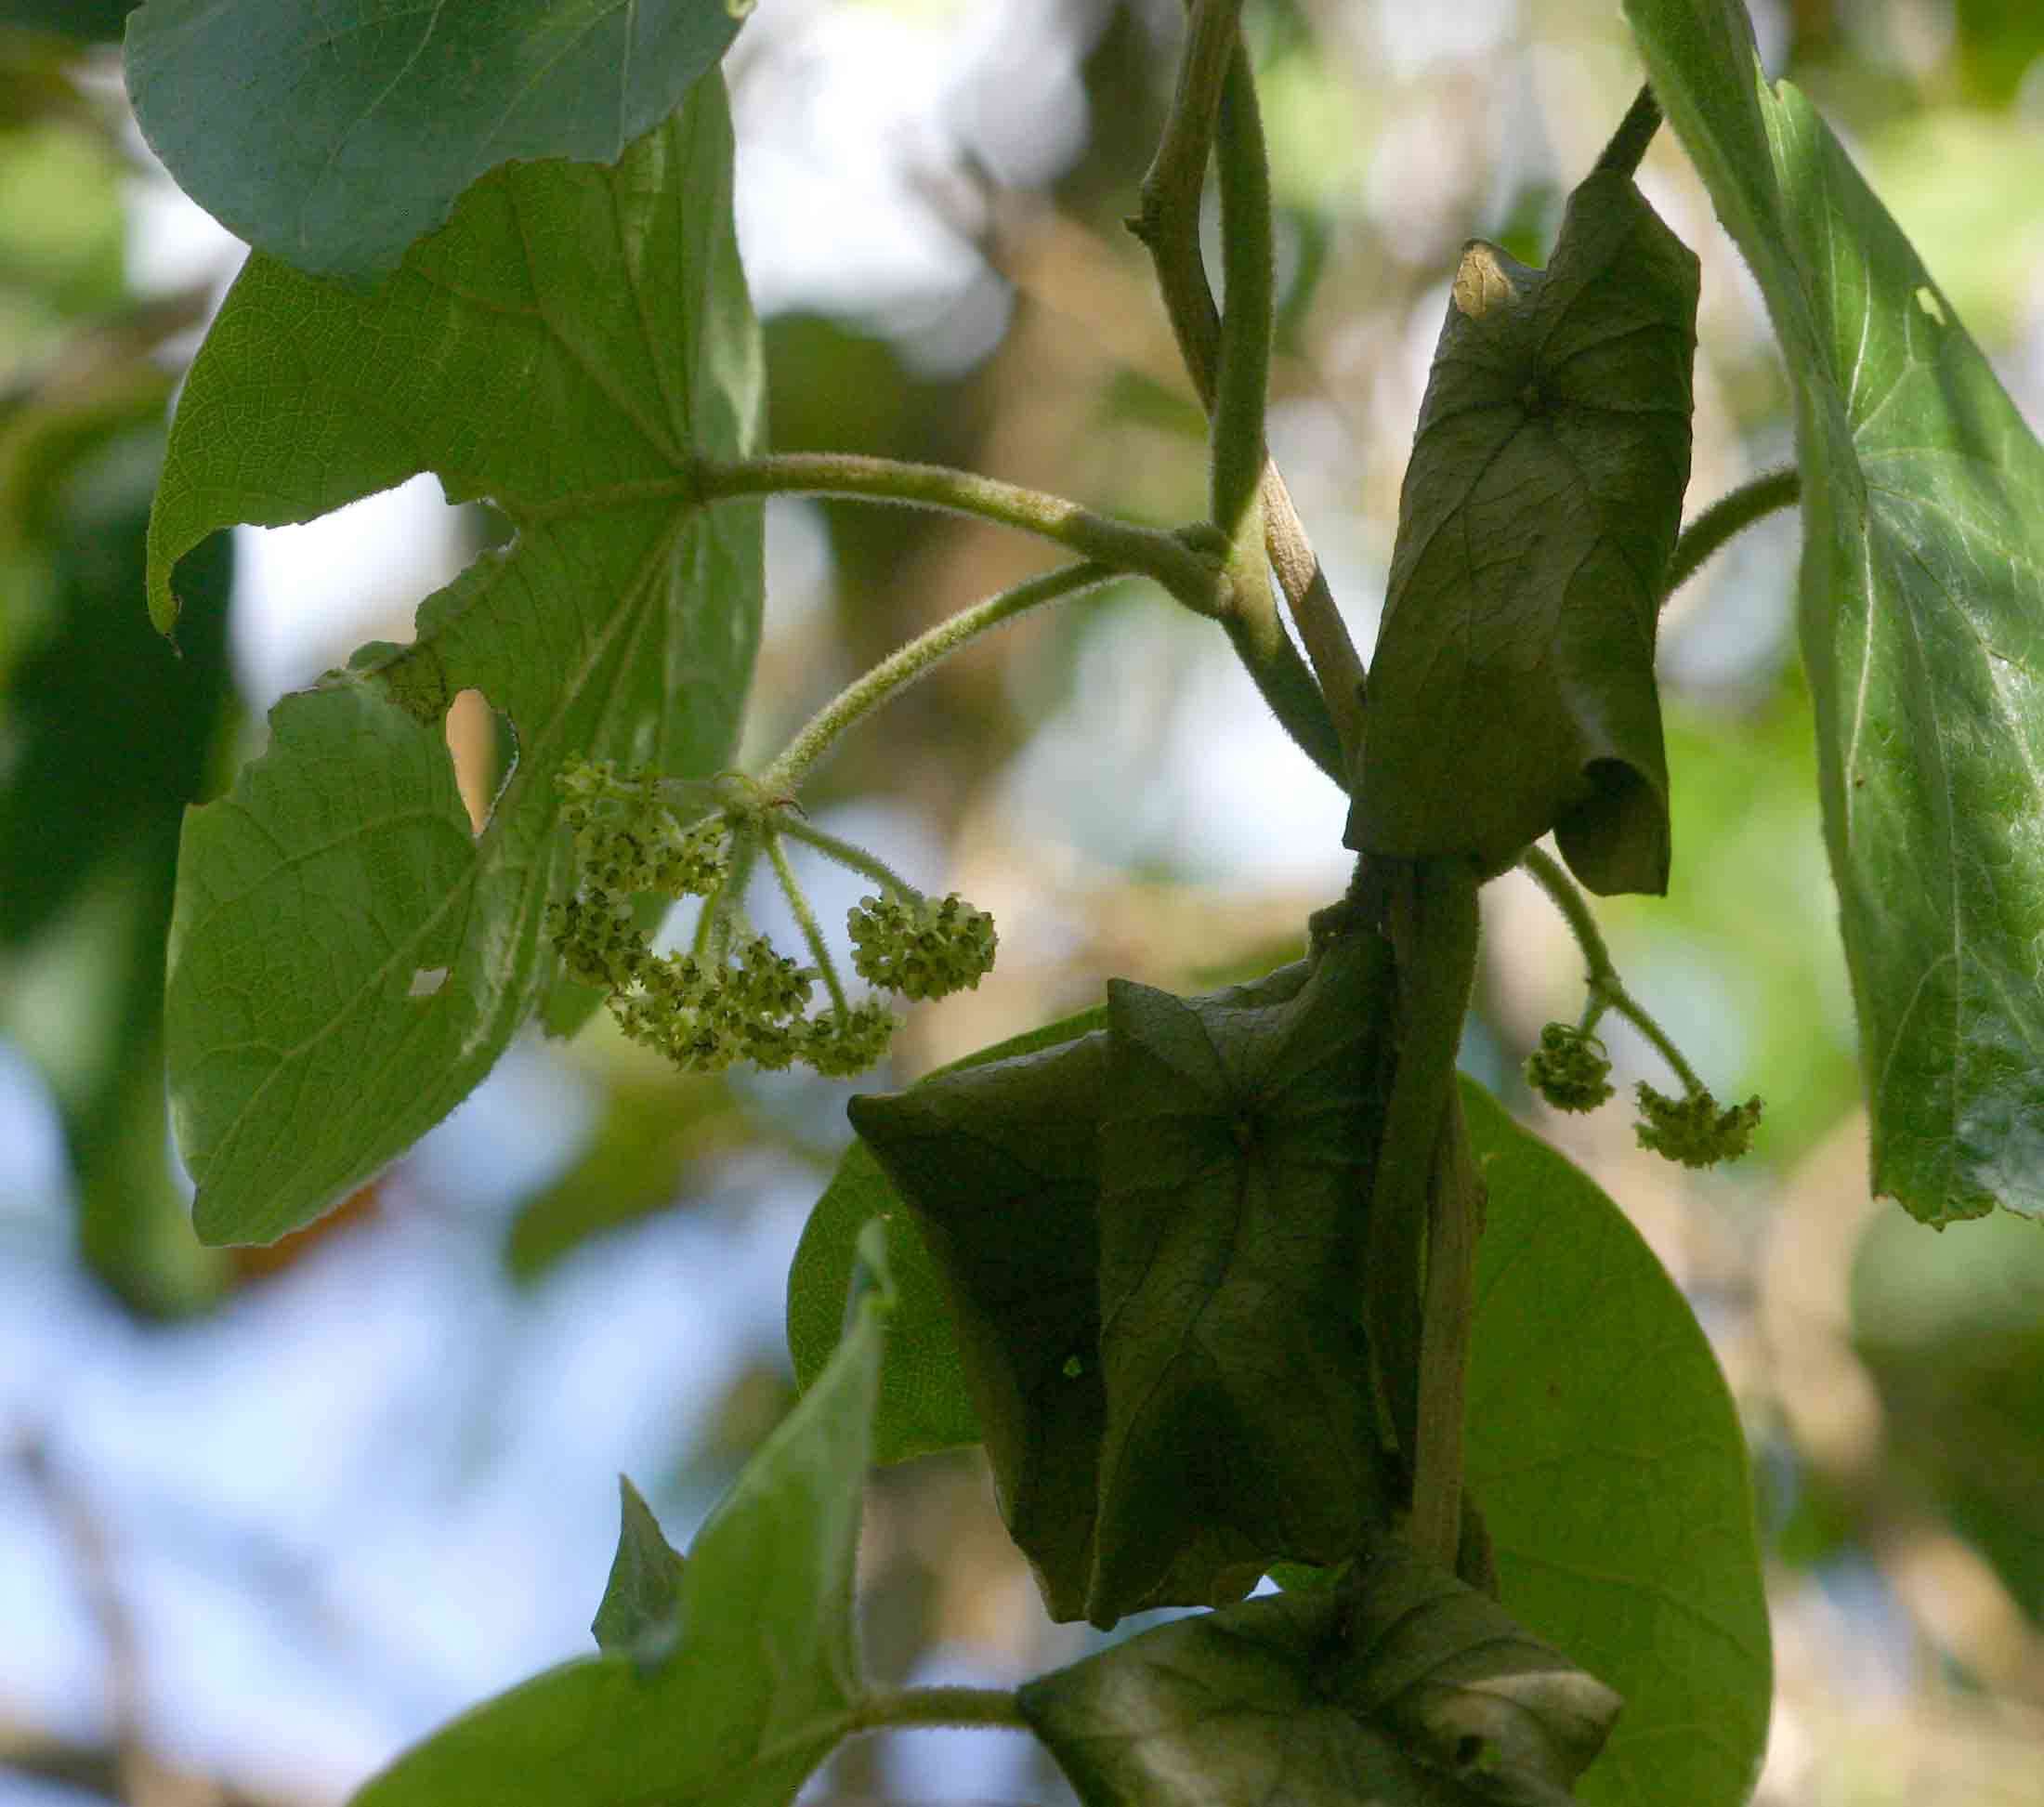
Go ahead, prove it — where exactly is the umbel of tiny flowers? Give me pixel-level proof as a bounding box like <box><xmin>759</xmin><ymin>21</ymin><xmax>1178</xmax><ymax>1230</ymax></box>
<box><xmin>1632</xmin><ymin>1083</ymin><xmax>1764</xmax><ymax>1169</ymax></box>
<box><xmin>1524</xmin><ymin>1022</ymin><xmax>1615</xmax><ymax>1113</ymax></box>
<box><xmin>544</xmin><ymin>758</ymin><xmax>997</xmax><ymax>1079</ymax></box>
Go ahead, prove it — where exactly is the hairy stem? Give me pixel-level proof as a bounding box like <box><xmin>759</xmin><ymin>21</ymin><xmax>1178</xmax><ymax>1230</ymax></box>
<box><xmin>759</xmin><ymin>561</ymin><xmax>1112</xmax><ymax>795</ymax></box>
<box><xmin>693</xmin><ymin>453</ymin><xmax>1225</xmax><ymax>617</ymax></box>
<box><xmin>1663</xmin><ymin>465</ymin><xmax>1801</xmax><ymax>603</ymax></box>
<box><xmin>1367</xmin><ymin>857</ymin><xmax>1482</xmax><ymax>1557</ymax></box>
<box><xmin>1595</xmin><ymin>83</ymin><xmax>1663</xmax><ymax>178</ymax></box>
<box><xmin>847</xmin><ymin>1686</ymin><xmax>1030</xmax><ymax>1734</ymax></box>
<box><xmin>776</xmin><ymin>813</ymin><xmax>920</xmax><ymax>901</ymax></box>
<box><xmin>1519</xmin><ymin>845</ymin><xmax>1708</xmax><ymax>1096</ymax></box>
<box><xmin>766</xmin><ymin>832</ymin><xmax>848</xmax><ymax>1016</ymax></box>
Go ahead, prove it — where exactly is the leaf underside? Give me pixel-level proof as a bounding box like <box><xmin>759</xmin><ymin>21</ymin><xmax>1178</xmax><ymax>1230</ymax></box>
<box><xmin>124</xmin><ymin>0</ymin><xmax>745</xmax><ymax>286</ymax></box>
<box><xmin>849</xmin><ymin>936</ymin><xmax>1399</xmax><ymax>1628</ymax></box>
<box><xmin>1018</xmin><ymin>1545</ymin><xmax>1622</xmax><ymax>1807</ymax></box>
<box><xmin>151</xmin><ymin>85</ymin><xmax>763</xmax><ymax>1245</ymax></box>
<box><xmin>1628</xmin><ymin>0</ymin><xmax>2044</xmax><ymax>1223</ymax></box>
<box><xmin>792</xmin><ymin>1035</ymin><xmax>1770</xmax><ymax>1806</ymax></box>
<box><xmin>1346</xmin><ymin>169</ymin><xmax>1697</xmax><ymax>897</ymax></box>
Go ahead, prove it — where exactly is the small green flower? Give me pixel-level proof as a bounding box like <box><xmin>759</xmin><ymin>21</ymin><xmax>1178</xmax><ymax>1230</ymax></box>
<box><xmin>847</xmin><ymin>891</ymin><xmax>998</xmax><ymax>1000</ymax></box>
<box><xmin>1632</xmin><ymin>1082</ymin><xmax>1762</xmax><ymax>1168</ymax></box>
<box><xmin>1524</xmin><ymin>1022</ymin><xmax>1615</xmax><ymax>1113</ymax></box>
<box><xmin>802</xmin><ymin>1000</ymin><xmax>901</xmax><ymax>1078</ymax></box>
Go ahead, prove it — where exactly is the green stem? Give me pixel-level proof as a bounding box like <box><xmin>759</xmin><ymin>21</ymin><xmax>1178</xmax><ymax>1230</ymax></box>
<box><xmin>765</xmin><ymin>832</ymin><xmax>848</xmax><ymax>1016</ymax></box>
<box><xmin>1594</xmin><ymin>83</ymin><xmax>1662</xmax><ymax>178</ymax></box>
<box><xmin>1519</xmin><ymin>845</ymin><xmax>1707</xmax><ymax>1096</ymax></box>
<box><xmin>1414</xmin><ymin>1089</ymin><xmax>1484</xmax><ymax>1567</ymax></box>
<box><xmin>1663</xmin><ymin>466</ymin><xmax>1801</xmax><ymax>603</ymax></box>
<box><xmin>1210</xmin><ymin>39</ymin><xmax>1273</xmax><ymax>542</ymax></box>
<box><xmin>775</xmin><ymin>813</ymin><xmax>920</xmax><ymax>900</ymax></box>
<box><xmin>693</xmin><ymin>453</ymin><xmax>1224</xmax><ymax>618</ymax></box>
<box><xmin>1222</xmin><ymin>609</ymin><xmax>1346</xmax><ymax>784</ymax></box>
<box><xmin>1130</xmin><ymin>4</ymin><xmax>1368</xmax><ymax>770</ymax></box>
<box><xmin>1367</xmin><ymin>857</ymin><xmax>1482</xmax><ymax>1556</ymax></box>
<box><xmin>847</xmin><ymin>1685</ymin><xmax>1030</xmax><ymax>1734</ymax></box>
<box><xmin>759</xmin><ymin>561</ymin><xmax>1111</xmax><ymax>796</ymax></box>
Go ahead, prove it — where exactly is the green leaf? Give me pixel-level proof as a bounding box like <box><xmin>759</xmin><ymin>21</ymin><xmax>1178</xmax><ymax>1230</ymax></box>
<box><xmin>151</xmin><ymin>86</ymin><xmax>762</xmax><ymax>1245</ymax></box>
<box><xmin>848</xmin><ymin>1028</ymin><xmax>1110</xmax><ymax>1621</ymax></box>
<box><xmin>124</xmin><ymin>0</ymin><xmax>746</xmax><ymax>286</ymax></box>
<box><xmin>785</xmin><ymin>1002</ymin><xmax>1109</xmax><ymax>1468</ymax></box>
<box><xmin>1017</xmin><ymin>1546</ymin><xmax>1621</xmax><ymax>1807</ymax></box>
<box><xmin>0</xmin><ymin>0</ymin><xmax>132</xmax><ymax>38</ymax></box>
<box><xmin>1625</xmin><ymin>3</ymin><xmax>2044</xmax><ymax>1221</ymax></box>
<box><xmin>1460</xmin><ymin>1080</ymin><xmax>1769</xmax><ymax>1807</ymax></box>
<box><xmin>1087</xmin><ymin>933</ymin><xmax>1397</xmax><ymax>1626</ymax></box>
<box><xmin>1347</xmin><ymin>169</ymin><xmax>1697</xmax><ymax>897</ymax></box>
<box><xmin>590</xmin><ymin>1475</ymin><xmax>688</xmax><ymax>1662</ymax></box>
<box><xmin>349</xmin><ymin>1220</ymin><xmax>892</xmax><ymax>1807</ymax></box>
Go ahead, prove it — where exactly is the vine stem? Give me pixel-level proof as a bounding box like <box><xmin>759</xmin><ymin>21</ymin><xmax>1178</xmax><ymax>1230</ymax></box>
<box><xmin>1518</xmin><ymin>845</ymin><xmax>1707</xmax><ymax>1096</ymax></box>
<box><xmin>1663</xmin><ymin>466</ymin><xmax>1801</xmax><ymax>603</ymax></box>
<box><xmin>1131</xmin><ymin>0</ymin><xmax>1369</xmax><ymax>768</ymax></box>
<box><xmin>846</xmin><ymin>1685</ymin><xmax>1030</xmax><ymax>1734</ymax></box>
<box><xmin>1366</xmin><ymin>857</ymin><xmax>1482</xmax><ymax>1567</ymax></box>
<box><xmin>759</xmin><ymin>561</ymin><xmax>1111</xmax><ymax>795</ymax></box>
<box><xmin>693</xmin><ymin>453</ymin><xmax>1224</xmax><ymax>617</ymax></box>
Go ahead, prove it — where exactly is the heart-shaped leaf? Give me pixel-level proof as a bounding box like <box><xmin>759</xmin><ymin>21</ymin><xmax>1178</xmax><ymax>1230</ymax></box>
<box><xmin>1346</xmin><ymin>168</ymin><xmax>1697</xmax><ymax>897</ymax></box>
<box><xmin>348</xmin><ymin>1221</ymin><xmax>892</xmax><ymax>1807</ymax></box>
<box><xmin>1088</xmin><ymin>931</ymin><xmax>1398</xmax><ymax>1624</ymax></box>
<box><xmin>1018</xmin><ymin>1544</ymin><xmax>1621</xmax><ymax>1807</ymax></box>
<box><xmin>150</xmin><ymin>85</ymin><xmax>763</xmax><ymax>1245</ymax></box>
<box><xmin>124</xmin><ymin>0</ymin><xmax>746</xmax><ymax>286</ymax></box>
<box><xmin>1626</xmin><ymin>0</ymin><xmax>2044</xmax><ymax>1222</ymax></box>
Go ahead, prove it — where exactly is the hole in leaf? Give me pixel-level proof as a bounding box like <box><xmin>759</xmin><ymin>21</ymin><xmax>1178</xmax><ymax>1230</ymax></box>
<box><xmin>445</xmin><ymin>687</ymin><xmax>517</xmax><ymax>835</ymax></box>
<box><xmin>409</xmin><ymin>967</ymin><xmax>450</xmax><ymax>999</ymax></box>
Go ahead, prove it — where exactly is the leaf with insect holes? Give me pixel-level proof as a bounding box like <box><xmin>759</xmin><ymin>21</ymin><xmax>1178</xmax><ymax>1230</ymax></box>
<box><xmin>1346</xmin><ymin>168</ymin><xmax>1697</xmax><ymax>897</ymax></box>
<box><xmin>151</xmin><ymin>83</ymin><xmax>762</xmax><ymax>1246</ymax></box>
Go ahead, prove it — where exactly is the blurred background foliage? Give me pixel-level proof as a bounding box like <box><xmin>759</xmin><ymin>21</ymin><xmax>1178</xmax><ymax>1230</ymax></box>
<box><xmin>1</xmin><ymin>2</ymin><xmax>2042</xmax><ymax>1803</ymax></box>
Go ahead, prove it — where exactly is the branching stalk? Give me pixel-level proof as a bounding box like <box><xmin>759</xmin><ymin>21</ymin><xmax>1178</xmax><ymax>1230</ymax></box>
<box><xmin>1519</xmin><ymin>845</ymin><xmax>1707</xmax><ymax>1095</ymax></box>
<box><xmin>775</xmin><ymin>813</ymin><xmax>920</xmax><ymax>901</ymax></box>
<box><xmin>766</xmin><ymin>832</ymin><xmax>849</xmax><ymax>1016</ymax></box>
<box><xmin>759</xmin><ymin>562</ymin><xmax>1112</xmax><ymax>795</ymax></box>
<box><xmin>1663</xmin><ymin>466</ymin><xmax>1801</xmax><ymax>603</ymax></box>
<box><xmin>1209</xmin><ymin>42</ymin><xmax>1274</xmax><ymax>542</ymax></box>
<box><xmin>693</xmin><ymin>453</ymin><xmax>1225</xmax><ymax>617</ymax></box>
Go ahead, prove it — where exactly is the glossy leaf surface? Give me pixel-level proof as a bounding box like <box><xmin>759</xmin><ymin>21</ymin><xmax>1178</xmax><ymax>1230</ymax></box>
<box><xmin>1628</xmin><ymin>0</ymin><xmax>2044</xmax><ymax>1221</ymax></box>
<box><xmin>1460</xmin><ymin>1082</ymin><xmax>1769</xmax><ymax>1807</ymax></box>
<box><xmin>1018</xmin><ymin>1547</ymin><xmax>1619</xmax><ymax>1807</ymax></box>
<box><xmin>151</xmin><ymin>87</ymin><xmax>762</xmax><ymax>1244</ymax></box>
<box><xmin>1347</xmin><ymin>170</ymin><xmax>1697</xmax><ymax>896</ymax></box>
<box><xmin>349</xmin><ymin>1222</ymin><xmax>891</xmax><ymax>1807</ymax></box>
<box><xmin>124</xmin><ymin>0</ymin><xmax>744</xmax><ymax>285</ymax></box>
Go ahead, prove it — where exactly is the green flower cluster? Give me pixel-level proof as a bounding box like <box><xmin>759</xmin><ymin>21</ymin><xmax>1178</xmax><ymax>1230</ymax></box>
<box><xmin>847</xmin><ymin>892</ymin><xmax>998</xmax><ymax>1000</ymax></box>
<box><xmin>546</xmin><ymin>758</ymin><xmax>994</xmax><ymax>1080</ymax></box>
<box><xmin>1631</xmin><ymin>1083</ymin><xmax>1764</xmax><ymax>1169</ymax></box>
<box><xmin>1523</xmin><ymin>1022</ymin><xmax>1615</xmax><ymax>1113</ymax></box>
